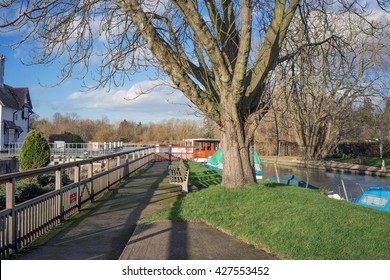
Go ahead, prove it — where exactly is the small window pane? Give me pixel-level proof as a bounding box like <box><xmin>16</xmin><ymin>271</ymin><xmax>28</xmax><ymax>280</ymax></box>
<box><xmin>361</xmin><ymin>195</ymin><xmax>388</xmax><ymax>207</ymax></box>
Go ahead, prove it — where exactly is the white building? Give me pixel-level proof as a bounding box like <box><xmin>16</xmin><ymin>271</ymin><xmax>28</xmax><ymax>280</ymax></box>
<box><xmin>0</xmin><ymin>54</ymin><xmax>33</xmax><ymax>152</ymax></box>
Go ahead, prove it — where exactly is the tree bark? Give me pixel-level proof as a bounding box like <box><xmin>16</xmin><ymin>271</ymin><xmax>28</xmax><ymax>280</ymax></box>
<box><xmin>220</xmin><ymin>106</ymin><xmax>256</xmax><ymax>188</ymax></box>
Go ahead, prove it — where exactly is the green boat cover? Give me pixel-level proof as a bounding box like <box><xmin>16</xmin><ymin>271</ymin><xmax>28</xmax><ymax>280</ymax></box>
<box><xmin>206</xmin><ymin>148</ymin><xmax>263</xmax><ymax>178</ymax></box>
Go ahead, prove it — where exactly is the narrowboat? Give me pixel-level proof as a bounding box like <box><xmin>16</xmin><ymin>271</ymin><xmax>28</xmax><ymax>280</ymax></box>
<box><xmin>183</xmin><ymin>138</ymin><xmax>220</xmax><ymax>163</ymax></box>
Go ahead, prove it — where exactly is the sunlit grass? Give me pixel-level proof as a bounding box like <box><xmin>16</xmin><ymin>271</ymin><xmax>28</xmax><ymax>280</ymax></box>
<box><xmin>144</xmin><ymin>163</ymin><xmax>390</xmax><ymax>260</ymax></box>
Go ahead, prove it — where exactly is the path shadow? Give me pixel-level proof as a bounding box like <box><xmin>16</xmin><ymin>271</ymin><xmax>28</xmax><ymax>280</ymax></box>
<box><xmin>168</xmin><ymin>197</ymin><xmax>188</xmax><ymax>259</ymax></box>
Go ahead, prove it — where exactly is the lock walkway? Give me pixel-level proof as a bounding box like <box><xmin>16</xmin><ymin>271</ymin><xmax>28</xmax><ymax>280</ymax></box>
<box><xmin>15</xmin><ymin>161</ymin><xmax>276</xmax><ymax>260</ymax></box>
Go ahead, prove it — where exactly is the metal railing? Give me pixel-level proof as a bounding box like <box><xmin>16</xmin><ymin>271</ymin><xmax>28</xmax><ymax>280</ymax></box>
<box><xmin>0</xmin><ymin>146</ymin><xmax>157</xmax><ymax>259</ymax></box>
<box><xmin>155</xmin><ymin>144</ymin><xmax>195</xmax><ymax>161</ymax></box>
<box><xmin>8</xmin><ymin>141</ymin><xmax>127</xmax><ymax>158</ymax></box>
<box><xmin>50</xmin><ymin>141</ymin><xmax>127</xmax><ymax>158</ymax></box>
<box><xmin>7</xmin><ymin>142</ymin><xmax>23</xmax><ymax>156</ymax></box>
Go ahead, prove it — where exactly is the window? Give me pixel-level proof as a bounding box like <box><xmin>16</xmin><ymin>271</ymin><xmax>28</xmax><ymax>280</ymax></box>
<box><xmin>361</xmin><ymin>195</ymin><xmax>388</xmax><ymax>207</ymax></box>
<box><xmin>22</xmin><ymin>108</ymin><xmax>27</xmax><ymax>120</ymax></box>
<box><xmin>3</xmin><ymin>128</ymin><xmax>9</xmax><ymax>146</ymax></box>
<box><xmin>185</xmin><ymin>140</ymin><xmax>193</xmax><ymax>147</ymax></box>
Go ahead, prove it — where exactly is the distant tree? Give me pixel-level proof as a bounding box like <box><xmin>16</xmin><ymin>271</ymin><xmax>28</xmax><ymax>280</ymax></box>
<box><xmin>77</xmin><ymin>119</ymin><xmax>99</xmax><ymax>142</ymax></box>
<box><xmin>354</xmin><ymin>98</ymin><xmax>377</xmax><ymax>141</ymax></box>
<box><xmin>277</xmin><ymin>12</ymin><xmax>389</xmax><ymax>160</ymax></box>
<box><xmin>64</xmin><ymin>132</ymin><xmax>84</xmax><ymax>143</ymax></box>
<box><xmin>31</xmin><ymin>118</ymin><xmax>54</xmax><ymax>140</ymax></box>
<box><xmin>202</xmin><ymin>117</ymin><xmax>220</xmax><ymax>139</ymax></box>
<box><xmin>19</xmin><ymin>130</ymin><xmax>51</xmax><ymax>171</ymax></box>
<box><xmin>117</xmin><ymin>120</ymin><xmax>139</xmax><ymax>142</ymax></box>
<box><xmin>93</xmin><ymin>117</ymin><xmax>117</xmax><ymax>142</ymax></box>
<box><xmin>48</xmin><ymin>132</ymin><xmax>84</xmax><ymax>143</ymax></box>
<box><xmin>382</xmin><ymin>98</ymin><xmax>390</xmax><ymax>156</ymax></box>
<box><xmin>351</xmin><ymin>97</ymin><xmax>390</xmax><ymax>158</ymax></box>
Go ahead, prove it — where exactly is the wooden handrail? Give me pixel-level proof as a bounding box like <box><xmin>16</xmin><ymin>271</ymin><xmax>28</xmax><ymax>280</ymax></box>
<box><xmin>0</xmin><ymin>146</ymin><xmax>157</xmax><ymax>259</ymax></box>
<box><xmin>0</xmin><ymin>146</ymin><xmax>154</xmax><ymax>182</ymax></box>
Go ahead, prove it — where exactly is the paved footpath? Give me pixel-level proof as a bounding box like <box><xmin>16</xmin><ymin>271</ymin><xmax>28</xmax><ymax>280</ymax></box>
<box><xmin>120</xmin><ymin>221</ymin><xmax>276</xmax><ymax>260</ymax></box>
<box><xmin>18</xmin><ymin>161</ymin><xmax>176</xmax><ymax>260</ymax></box>
<box><xmin>16</xmin><ymin>161</ymin><xmax>276</xmax><ymax>260</ymax></box>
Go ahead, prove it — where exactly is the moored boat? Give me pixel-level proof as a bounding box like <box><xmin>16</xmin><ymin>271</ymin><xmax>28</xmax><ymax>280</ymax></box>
<box><xmin>355</xmin><ymin>186</ymin><xmax>390</xmax><ymax>212</ymax></box>
<box><xmin>264</xmin><ymin>174</ymin><xmax>319</xmax><ymax>190</ymax></box>
<box><xmin>206</xmin><ymin>148</ymin><xmax>263</xmax><ymax>179</ymax></box>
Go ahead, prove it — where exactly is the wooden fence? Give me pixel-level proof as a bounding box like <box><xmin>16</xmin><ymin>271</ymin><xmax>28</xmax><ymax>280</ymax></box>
<box><xmin>0</xmin><ymin>146</ymin><xmax>157</xmax><ymax>259</ymax></box>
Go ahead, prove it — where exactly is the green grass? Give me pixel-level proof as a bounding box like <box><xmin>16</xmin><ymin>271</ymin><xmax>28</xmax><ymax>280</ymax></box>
<box><xmin>328</xmin><ymin>157</ymin><xmax>390</xmax><ymax>168</ymax></box>
<box><xmin>143</xmin><ymin>163</ymin><xmax>390</xmax><ymax>260</ymax></box>
<box><xmin>188</xmin><ymin>162</ymin><xmax>222</xmax><ymax>189</ymax></box>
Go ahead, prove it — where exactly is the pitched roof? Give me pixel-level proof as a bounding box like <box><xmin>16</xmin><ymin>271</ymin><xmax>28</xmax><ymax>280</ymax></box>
<box><xmin>9</xmin><ymin>86</ymin><xmax>33</xmax><ymax>109</ymax></box>
<box><xmin>0</xmin><ymin>84</ymin><xmax>33</xmax><ymax>110</ymax></box>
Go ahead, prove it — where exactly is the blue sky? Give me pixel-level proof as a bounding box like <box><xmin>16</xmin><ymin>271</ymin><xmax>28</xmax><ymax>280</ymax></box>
<box><xmin>0</xmin><ymin>1</ymin><xmax>387</xmax><ymax>124</ymax></box>
<box><xmin>0</xmin><ymin>36</ymin><xmax>199</xmax><ymax>124</ymax></box>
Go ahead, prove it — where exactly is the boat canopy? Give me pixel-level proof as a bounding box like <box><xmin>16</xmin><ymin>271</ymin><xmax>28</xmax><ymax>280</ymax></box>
<box><xmin>206</xmin><ymin>148</ymin><xmax>263</xmax><ymax>179</ymax></box>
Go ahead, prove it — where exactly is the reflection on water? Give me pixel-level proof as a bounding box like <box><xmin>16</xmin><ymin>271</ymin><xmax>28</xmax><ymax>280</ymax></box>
<box><xmin>261</xmin><ymin>163</ymin><xmax>390</xmax><ymax>200</ymax></box>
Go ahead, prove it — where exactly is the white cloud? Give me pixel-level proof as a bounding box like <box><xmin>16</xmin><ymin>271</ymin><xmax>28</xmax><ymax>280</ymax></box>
<box><xmin>61</xmin><ymin>80</ymin><xmax>198</xmax><ymax>122</ymax></box>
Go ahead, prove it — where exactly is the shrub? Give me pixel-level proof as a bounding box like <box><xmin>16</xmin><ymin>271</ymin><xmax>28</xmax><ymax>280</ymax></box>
<box><xmin>15</xmin><ymin>180</ymin><xmax>51</xmax><ymax>204</ymax></box>
<box><xmin>0</xmin><ymin>173</ymin><xmax>71</xmax><ymax>210</ymax></box>
<box><xmin>0</xmin><ymin>179</ymin><xmax>51</xmax><ymax>210</ymax></box>
<box><xmin>19</xmin><ymin>130</ymin><xmax>51</xmax><ymax>171</ymax></box>
<box><xmin>37</xmin><ymin>173</ymin><xmax>72</xmax><ymax>188</ymax></box>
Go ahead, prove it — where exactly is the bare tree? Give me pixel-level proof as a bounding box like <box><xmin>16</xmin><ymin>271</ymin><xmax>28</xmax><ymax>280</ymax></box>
<box><xmin>348</xmin><ymin>96</ymin><xmax>390</xmax><ymax>158</ymax></box>
<box><xmin>0</xmin><ymin>0</ymin><xmax>382</xmax><ymax>187</ymax></box>
<box><xmin>277</xmin><ymin>11</ymin><xmax>389</xmax><ymax>160</ymax></box>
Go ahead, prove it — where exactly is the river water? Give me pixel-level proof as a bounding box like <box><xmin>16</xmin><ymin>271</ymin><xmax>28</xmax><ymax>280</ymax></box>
<box><xmin>261</xmin><ymin>163</ymin><xmax>390</xmax><ymax>200</ymax></box>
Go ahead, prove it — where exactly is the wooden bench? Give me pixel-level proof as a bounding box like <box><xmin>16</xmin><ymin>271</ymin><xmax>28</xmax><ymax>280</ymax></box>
<box><xmin>168</xmin><ymin>159</ymin><xmax>189</xmax><ymax>192</ymax></box>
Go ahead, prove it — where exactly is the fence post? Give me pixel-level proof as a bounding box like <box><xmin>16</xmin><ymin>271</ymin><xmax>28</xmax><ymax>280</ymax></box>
<box><xmin>116</xmin><ymin>155</ymin><xmax>121</xmax><ymax>167</ymax></box>
<box><xmin>117</xmin><ymin>155</ymin><xmax>122</xmax><ymax>182</ymax></box>
<box><xmin>125</xmin><ymin>153</ymin><xmax>130</xmax><ymax>177</ymax></box>
<box><xmin>88</xmin><ymin>161</ymin><xmax>94</xmax><ymax>202</ymax></box>
<box><xmin>6</xmin><ymin>178</ymin><xmax>17</xmax><ymax>253</ymax></box>
<box><xmin>73</xmin><ymin>164</ymin><xmax>81</xmax><ymax>211</ymax></box>
<box><xmin>55</xmin><ymin>168</ymin><xmax>64</xmax><ymax>222</ymax></box>
<box><xmin>106</xmin><ymin>157</ymin><xmax>110</xmax><ymax>189</ymax></box>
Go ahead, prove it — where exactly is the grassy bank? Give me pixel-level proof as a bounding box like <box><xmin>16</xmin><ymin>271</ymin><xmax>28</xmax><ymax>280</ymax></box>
<box><xmin>144</xmin><ymin>163</ymin><xmax>390</xmax><ymax>260</ymax></box>
<box><xmin>328</xmin><ymin>157</ymin><xmax>390</xmax><ymax>168</ymax></box>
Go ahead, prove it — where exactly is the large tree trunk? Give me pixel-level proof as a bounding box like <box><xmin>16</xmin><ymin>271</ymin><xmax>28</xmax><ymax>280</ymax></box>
<box><xmin>220</xmin><ymin>110</ymin><xmax>256</xmax><ymax>188</ymax></box>
<box><xmin>121</xmin><ymin>0</ymin><xmax>299</xmax><ymax>188</ymax></box>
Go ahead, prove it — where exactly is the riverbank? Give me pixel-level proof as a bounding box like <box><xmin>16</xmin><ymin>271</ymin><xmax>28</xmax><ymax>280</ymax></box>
<box><xmin>261</xmin><ymin>156</ymin><xmax>390</xmax><ymax>178</ymax></box>
<box><xmin>144</xmin><ymin>163</ymin><xmax>390</xmax><ymax>259</ymax></box>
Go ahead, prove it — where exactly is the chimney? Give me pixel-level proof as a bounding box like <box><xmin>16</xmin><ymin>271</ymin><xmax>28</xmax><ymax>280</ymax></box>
<box><xmin>0</xmin><ymin>54</ymin><xmax>4</xmax><ymax>88</ymax></box>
